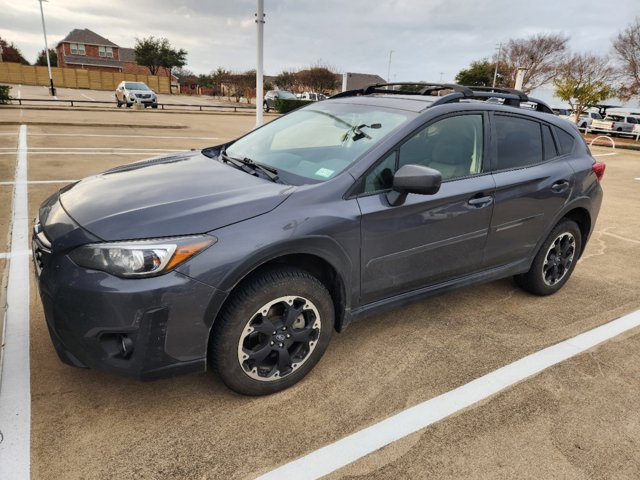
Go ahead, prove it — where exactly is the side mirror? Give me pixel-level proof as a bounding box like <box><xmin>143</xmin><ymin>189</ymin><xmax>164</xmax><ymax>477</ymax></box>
<box><xmin>386</xmin><ymin>164</ymin><xmax>442</xmax><ymax>206</ymax></box>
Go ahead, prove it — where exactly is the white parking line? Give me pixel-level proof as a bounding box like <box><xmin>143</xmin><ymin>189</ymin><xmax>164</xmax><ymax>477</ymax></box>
<box><xmin>0</xmin><ymin>152</ymin><xmax>179</xmax><ymax>156</ymax></box>
<box><xmin>81</xmin><ymin>93</ymin><xmax>95</xmax><ymax>101</ymax></box>
<box><xmin>0</xmin><ymin>180</ymin><xmax>76</xmax><ymax>186</ymax></box>
<box><xmin>0</xmin><ymin>147</ymin><xmax>185</xmax><ymax>151</ymax></box>
<box><xmin>0</xmin><ymin>251</ymin><xmax>31</xmax><ymax>260</ymax></box>
<box><xmin>258</xmin><ymin>309</ymin><xmax>640</xmax><ymax>480</ymax></box>
<box><xmin>0</xmin><ymin>133</ymin><xmax>219</xmax><ymax>140</ymax></box>
<box><xmin>592</xmin><ymin>152</ymin><xmax>617</xmax><ymax>157</ymax></box>
<box><xmin>0</xmin><ymin>125</ymin><xmax>31</xmax><ymax>479</ymax></box>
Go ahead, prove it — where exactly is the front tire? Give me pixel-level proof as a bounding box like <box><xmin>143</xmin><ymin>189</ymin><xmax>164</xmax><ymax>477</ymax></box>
<box><xmin>515</xmin><ymin>219</ymin><xmax>582</xmax><ymax>296</ymax></box>
<box><xmin>209</xmin><ymin>267</ymin><xmax>334</xmax><ymax>395</ymax></box>
<box><xmin>263</xmin><ymin>101</ymin><xmax>270</xmax><ymax>113</ymax></box>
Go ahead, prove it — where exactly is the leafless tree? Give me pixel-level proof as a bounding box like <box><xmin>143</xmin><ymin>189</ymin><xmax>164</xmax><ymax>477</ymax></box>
<box><xmin>497</xmin><ymin>33</ymin><xmax>569</xmax><ymax>93</ymax></box>
<box><xmin>613</xmin><ymin>17</ymin><xmax>640</xmax><ymax>99</ymax></box>
<box><xmin>554</xmin><ymin>53</ymin><xmax>615</xmax><ymax>121</ymax></box>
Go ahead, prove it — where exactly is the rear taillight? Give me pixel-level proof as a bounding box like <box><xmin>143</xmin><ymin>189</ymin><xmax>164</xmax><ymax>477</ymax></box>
<box><xmin>592</xmin><ymin>161</ymin><xmax>606</xmax><ymax>182</ymax></box>
<box><xmin>611</xmin><ymin>122</ymin><xmax>615</xmax><ymax>129</ymax></box>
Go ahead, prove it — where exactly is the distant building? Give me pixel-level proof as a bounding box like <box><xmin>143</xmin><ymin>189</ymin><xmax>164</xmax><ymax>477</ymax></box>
<box><xmin>341</xmin><ymin>72</ymin><xmax>386</xmax><ymax>91</ymax></box>
<box><xmin>56</xmin><ymin>28</ymin><xmax>173</xmax><ymax>78</ymax></box>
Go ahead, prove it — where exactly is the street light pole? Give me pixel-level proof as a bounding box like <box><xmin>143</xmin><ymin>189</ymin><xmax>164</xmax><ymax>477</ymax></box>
<box><xmin>387</xmin><ymin>50</ymin><xmax>394</xmax><ymax>83</ymax></box>
<box><xmin>255</xmin><ymin>0</ymin><xmax>265</xmax><ymax>128</ymax></box>
<box><xmin>492</xmin><ymin>42</ymin><xmax>502</xmax><ymax>88</ymax></box>
<box><xmin>38</xmin><ymin>0</ymin><xmax>55</xmax><ymax>96</ymax></box>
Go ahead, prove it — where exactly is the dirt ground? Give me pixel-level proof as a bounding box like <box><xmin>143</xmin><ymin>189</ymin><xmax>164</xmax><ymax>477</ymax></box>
<box><xmin>0</xmin><ymin>105</ymin><xmax>639</xmax><ymax>479</ymax></box>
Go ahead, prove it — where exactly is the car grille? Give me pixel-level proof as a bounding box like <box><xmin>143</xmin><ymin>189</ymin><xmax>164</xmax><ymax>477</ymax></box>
<box><xmin>139</xmin><ymin>94</ymin><xmax>151</xmax><ymax>99</ymax></box>
<box><xmin>32</xmin><ymin>223</ymin><xmax>52</xmax><ymax>277</ymax></box>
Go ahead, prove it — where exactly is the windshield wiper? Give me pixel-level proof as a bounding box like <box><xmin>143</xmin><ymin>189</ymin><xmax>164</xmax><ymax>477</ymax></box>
<box><xmin>219</xmin><ymin>150</ymin><xmax>279</xmax><ymax>182</ymax></box>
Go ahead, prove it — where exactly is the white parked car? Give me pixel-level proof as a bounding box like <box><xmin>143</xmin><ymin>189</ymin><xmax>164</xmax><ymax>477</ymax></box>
<box><xmin>115</xmin><ymin>81</ymin><xmax>158</xmax><ymax>108</ymax></box>
<box><xmin>566</xmin><ymin>111</ymin><xmax>603</xmax><ymax>131</ymax></box>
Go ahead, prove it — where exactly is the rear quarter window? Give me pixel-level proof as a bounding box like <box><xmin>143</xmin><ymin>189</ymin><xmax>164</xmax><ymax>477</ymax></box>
<box><xmin>554</xmin><ymin>127</ymin><xmax>575</xmax><ymax>155</ymax></box>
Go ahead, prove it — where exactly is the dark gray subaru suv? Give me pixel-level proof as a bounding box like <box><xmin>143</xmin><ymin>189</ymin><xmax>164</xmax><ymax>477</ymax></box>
<box><xmin>34</xmin><ymin>83</ymin><xmax>605</xmax><ymax>395</ymax></box>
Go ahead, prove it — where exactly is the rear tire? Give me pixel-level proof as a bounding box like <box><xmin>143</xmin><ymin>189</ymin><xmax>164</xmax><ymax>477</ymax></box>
<box><xmin>263</xmin><ymin>102</ymin><xmax>269</xmax><ymax>113</ymax></box>
<box><xmin>515</xmin><ymin>219</ymin><xmax>582</xmax><ymax>296</ymax></box>
<box><xmin>209</xmin><ymin>267</ymin><xmax>334</xmax><ymax>395</ymax></box>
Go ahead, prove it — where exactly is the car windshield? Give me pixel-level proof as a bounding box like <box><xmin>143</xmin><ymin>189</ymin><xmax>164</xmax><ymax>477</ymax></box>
<box><xmin>225</xmin><ymin>102</ymin><xmax>413</xmax><ymax>184</ymax></box>
<box><xmin>125</xmin><ymin>82</ymin><xmax>150</xmax><ymax>90</ymax></box>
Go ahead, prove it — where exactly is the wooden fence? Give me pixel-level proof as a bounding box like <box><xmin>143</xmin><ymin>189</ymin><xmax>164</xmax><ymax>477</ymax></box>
<box><xmin>0</xmin><ymin>62</ymin><xmax>171</xmax><ymax>94</ymax></box>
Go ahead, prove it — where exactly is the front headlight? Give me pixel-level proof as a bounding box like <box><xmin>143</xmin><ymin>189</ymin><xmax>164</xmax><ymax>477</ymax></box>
<box><xmin>69</xmin><ymin>236</ymin><xmax>215</xmax><ymax>278</ymax></box>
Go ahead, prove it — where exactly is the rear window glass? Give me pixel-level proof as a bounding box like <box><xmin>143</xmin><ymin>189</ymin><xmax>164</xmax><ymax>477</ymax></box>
<box><xmin>495</xmin><ymin>115</ymin><xmax>543</xmax><ymax>170</ymax></box>
<box><xmin>554</xmin><ymin>127</ymin><xmax>575</xmax><ymax>155</ymax></box>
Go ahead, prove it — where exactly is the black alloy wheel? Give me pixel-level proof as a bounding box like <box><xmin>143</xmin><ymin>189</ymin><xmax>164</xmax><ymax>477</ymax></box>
<box><xmin>237</xmin><ymin>295</ymin><xmax>321</xmax><ymax>381</ymax></box>
<box><xmin>515</xmin><ymin>219</ymin><xmax>582</xmax><ymax>296</ymax></box>
<box><xmin>542</xmin><ymin>232</ymin><xmax>576</xmax><ymax>287</ymax></box>
<box><xmin>209</xmin><ymin>267</ymin><xmax>334</xmax><ymax>395</ymax></box>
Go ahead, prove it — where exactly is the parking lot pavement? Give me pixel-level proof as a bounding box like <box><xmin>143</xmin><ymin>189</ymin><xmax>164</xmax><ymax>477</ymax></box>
<box><xmin>0</xmin><ymin>107</ymin><xmax>639</xmax><ymax>479</ymax></box>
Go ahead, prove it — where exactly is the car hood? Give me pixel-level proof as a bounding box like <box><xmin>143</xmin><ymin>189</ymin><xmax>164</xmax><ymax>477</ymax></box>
<box><xmin>59</xmin><ymin>151</ymin><xmax>294</xmax><ymax>240</ymax></box>
<box><xmin>128</xmin><ymin>89</ymin><xmax>154</xmax><ymax>95</ymax></box>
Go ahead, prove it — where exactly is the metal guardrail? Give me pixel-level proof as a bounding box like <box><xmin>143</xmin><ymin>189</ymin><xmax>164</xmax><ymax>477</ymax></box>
<box><xmin>9</xmin><ymin>97</ymin><xmax>256</xmax><ymax>112</ymax></box>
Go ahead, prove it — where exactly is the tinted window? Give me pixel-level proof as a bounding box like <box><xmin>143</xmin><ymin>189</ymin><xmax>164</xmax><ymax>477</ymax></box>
<box><xmin>398</xmin><ymin>114</ymin><xmax>484</xmax><ymax>181</ymax></box>
<box><xmin>542</xmin><ymin>125</ymin><xmax>557</xmax><ymax>160</ymax></box>
<box><xmin>495</xmin><ymin>115</ymin><xmax>542</xmax><ymax>170</ymax></box>
<box><xmin>363</xmin><ymin>152</ymin><xmax>396</xmax><ymax>193</ymax></box>
<box><xmin>554</xmin><ymin>127</ymin><xmax>575</xmax><ymax>155</ymax></box>
<box><xmin>628</xmin><ymin>117</ymin><xmax>638</xmax><ymax>124</ymax></box>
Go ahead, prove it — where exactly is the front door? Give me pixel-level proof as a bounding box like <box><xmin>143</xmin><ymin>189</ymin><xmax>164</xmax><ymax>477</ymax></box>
<box><xmin>356</xmin><ymin>113</ymin><xmax>495</xmax><ymax>304</ymax></box>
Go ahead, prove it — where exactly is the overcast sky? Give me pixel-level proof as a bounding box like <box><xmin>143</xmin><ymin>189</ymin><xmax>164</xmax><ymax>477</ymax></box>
<box><xmin>1</xmin><ymin>0</ymin><xmax>638</xmax><ymax>83</ymax></box>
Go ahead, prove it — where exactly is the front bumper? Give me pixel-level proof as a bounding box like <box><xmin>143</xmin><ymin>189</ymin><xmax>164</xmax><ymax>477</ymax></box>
<box><xmin>34</xmin><ymin>234</ymin><xmax>223</xmax><ymax>381</ymax></box>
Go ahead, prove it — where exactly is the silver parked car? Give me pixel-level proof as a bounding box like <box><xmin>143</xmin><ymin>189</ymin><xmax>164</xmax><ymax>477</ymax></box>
<box><xmin>263</xmin><ymin>90</ymin><xmax>297</xmax><ymax>112</ymax></box>
<box><xmin>115</xmin><ymin>81</ymin><xmax>158</xmax><ymax>108</ymax></box>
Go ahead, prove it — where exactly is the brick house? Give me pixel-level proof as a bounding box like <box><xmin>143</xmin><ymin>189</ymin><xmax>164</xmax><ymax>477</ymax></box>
<box><xmin>56</xmin><ymin>28</ymin><xmax>173</xmax><ymax>78</ymax></box>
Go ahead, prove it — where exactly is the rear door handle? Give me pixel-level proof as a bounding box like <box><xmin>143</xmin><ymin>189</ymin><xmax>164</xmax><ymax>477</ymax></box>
<box><xmin>551</xmin><ymin>180</ymin><xmax>570</xmax><ymax>193</ymax></box>
<box><xmin>468</xmin><ymin>195</ymin><xmax>493</xmax><ymax>208</ymax></box>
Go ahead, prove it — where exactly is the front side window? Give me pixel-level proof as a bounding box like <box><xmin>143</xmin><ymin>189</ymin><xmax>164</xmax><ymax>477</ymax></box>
<box><xmin>225</xmin><ymin>103</ymin><xmax>412</xmax><ymax>184</ymax></box>
<box><xmin>360</xmin><ymin>114</ymin><xmax>484</xmax><ymax>194</ymax></box>
<box><xmin>495</xmin><ymin>115</ymin><xmax>543</xmax><ymax>170</ymax></box>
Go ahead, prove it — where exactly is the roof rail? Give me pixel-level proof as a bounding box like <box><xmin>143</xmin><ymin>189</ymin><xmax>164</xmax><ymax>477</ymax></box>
<box><xmin>330</xmin><ymin>82</ymin><xmax>554</xmax><ymax>114</ymax></box>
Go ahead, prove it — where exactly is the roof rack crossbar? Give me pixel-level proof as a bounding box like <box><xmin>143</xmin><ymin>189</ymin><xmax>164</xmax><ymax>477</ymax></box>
<box><xmin>329</xmin><ymin>81</ymin><xmax>554</xmax><ymax>114</ymax></box>
<box><xmin>465</xmin><ymin>86</ymin><xmax>529</xmax><ymax>102</ymax></box>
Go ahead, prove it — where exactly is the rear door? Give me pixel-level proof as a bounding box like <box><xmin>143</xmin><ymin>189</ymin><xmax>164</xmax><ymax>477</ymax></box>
<box><xmin>484</xmin><ymin>114</ymin><xmax>575</xmax><ymax>268</ymax></box>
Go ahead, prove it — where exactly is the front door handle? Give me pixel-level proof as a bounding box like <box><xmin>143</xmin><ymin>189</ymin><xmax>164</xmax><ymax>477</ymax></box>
<box><xmin>551</xmin><ymin>180</ymin><xmax>570</xmax><ymax>193</ymax></box>
<box><xmin>468</xmin><ymin>195</ymin><xmax>493</xmax><ymax>208</ymax></box>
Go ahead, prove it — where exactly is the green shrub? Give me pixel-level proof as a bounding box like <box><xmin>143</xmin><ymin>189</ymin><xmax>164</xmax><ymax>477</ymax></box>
<box><xmin>0</xmin><ymin>85</ymin><xmax>11</xmax><ymax>104</ymax></box>
<box><xmin>273</xmin><ymin>98</ymin><xmax>312</xmax><ymax>113</ymax></box>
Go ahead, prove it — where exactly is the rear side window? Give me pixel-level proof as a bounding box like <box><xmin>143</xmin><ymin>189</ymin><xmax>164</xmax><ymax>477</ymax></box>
<box><xmin>495</xmin><ymin>115</ymin><xmax>543</xmax><ymax>170</ymax></box>
<box><xmin>554</xmin><ymin>127</ymin><xmax>575</xmax><ymax>155</ymax></box>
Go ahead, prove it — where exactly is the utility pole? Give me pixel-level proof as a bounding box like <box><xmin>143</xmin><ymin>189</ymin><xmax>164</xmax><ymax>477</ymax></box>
<box><xmin>255</xmin><ymin>0</ymin><xmax>265</xmax><ymax>127</ymax></box>
<box><xmin>387</xmin><ymin>50</ymin><xmax>394</xmax><ymax>83</ymax></box>
<box><xmin>492</xmin><ymin>42</ymin><xmax>502</xmax><ymax>88</ymax></box>
<box><xmin>38</xmin><ymin>0</ymin><xmax>55</xmax><ymax>96</ymax></box>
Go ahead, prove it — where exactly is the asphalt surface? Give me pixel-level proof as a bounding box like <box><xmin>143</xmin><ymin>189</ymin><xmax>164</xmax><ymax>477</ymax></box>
<box><xmin>0</xmin><ymin>105</ymin><xmax>639</xmax><ymax>479</ymax></box>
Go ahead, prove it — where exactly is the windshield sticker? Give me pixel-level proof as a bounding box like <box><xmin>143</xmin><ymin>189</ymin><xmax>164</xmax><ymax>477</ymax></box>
<box><xmin>315</xmin><ymin>168</ymin><xmax>335</xmax><ymax>178</ymax></box>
